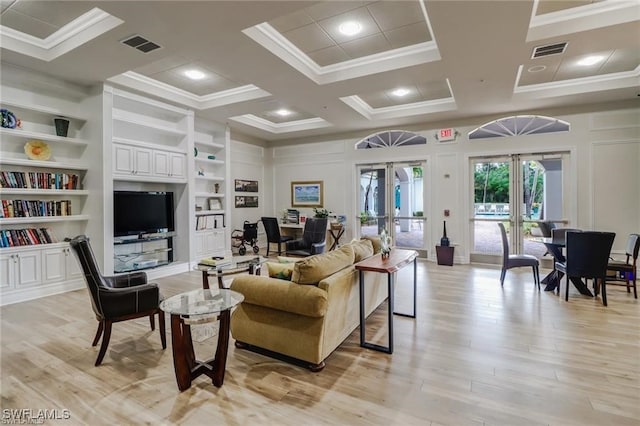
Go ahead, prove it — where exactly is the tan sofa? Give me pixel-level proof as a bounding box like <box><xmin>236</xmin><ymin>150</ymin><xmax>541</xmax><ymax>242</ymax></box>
<box><xmin>230</xmin><ymin>237</ymin><xmax>386</xmax><ymax>371</ymax></box>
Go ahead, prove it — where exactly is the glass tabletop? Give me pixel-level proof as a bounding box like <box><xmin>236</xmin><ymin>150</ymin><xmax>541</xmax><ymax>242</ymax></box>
<box><xmin>194</xmin><ymin>255</ymin><xmax>267</xmax><ymax>274</ymax></box>
<box><xmin>160</xmin><ymin>289</ymin><xmax>244</xmax><ymax>317</ymax></box>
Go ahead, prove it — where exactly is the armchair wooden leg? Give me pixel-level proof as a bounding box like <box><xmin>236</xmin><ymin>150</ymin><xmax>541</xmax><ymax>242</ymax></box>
<box><xmin>565</xmin><ymin>276</ymin><xmax>570</xmax><ymax>302</ymax></box>
<box><xmin>95</xmin><ymin>320</ymin><xmax>112</xmax><ymax>366</ymax></box>
<box><xmin>499</xmin><ymin>269</ymin><xmax>506</xmax><ymax>286</ymax></box>
<box><xmin>92</xmin><ymin>321</ymin><xmax>104</xmax><ymax>347</ymax></box>
<box><xmin>149</xmin><ymin>314</ymin><xmax>156</xmax><ymax>331</ymax></box>
<box><xmin>158</xmin><ymin>310</ymin><xmax>167</xmax><ymax>349</ymax></box>
<box><xmin>601</xmin><ymin>280</ymin><xmax>607</xmax><ymax>306</ymax></box>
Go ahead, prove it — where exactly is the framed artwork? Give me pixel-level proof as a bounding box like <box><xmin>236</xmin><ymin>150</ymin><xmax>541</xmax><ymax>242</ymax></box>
<box><xmin>235</xmin><ymin>195</ymin><xmax>258</xmax><ymax>208</ymax></box>
<box><xmin>291</xmin><ymin>181</ymin><xmax>323</xmax><ymax>207</ymax></box>
<box><xmin>235</xmin><ymin>179</ymin><xmax>258</xmax><ymax>192</ymax></box>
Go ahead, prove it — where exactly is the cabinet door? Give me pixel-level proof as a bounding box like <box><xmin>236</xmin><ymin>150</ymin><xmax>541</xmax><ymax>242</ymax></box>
<box><xmin>195</xmin><ymin>233</ymin><xmax>206</xmax><ymax>258</ymax></box>
<box><xmin>170</xmin><ymin>153</ymin><xmax>186</xmax><ymax>179</ymax></box>
<box><xmin>0</xmin><ymin>253</ymin><xmax>15</xmax><ymax>290</ymax></box>
<box><xmin>43</xmin><ymin>248</ymin><xmax>66</xmax><ymax>283</ymax></box>
<box><xmin>65</xmin><ymin>248</ymin><xmax>83</xmax><ymax>280</ymax></box>
<box><xmin>113</xmin><ymin>144</ymin><xmax>134</xmax><ymax>174</ymax></box>
<box><xmin>15</xmin><ymin>250</ymin><xmax>42</xmax><ymax>287</ymax></box>
<box><xmin>153</xmin><ymin>150</ymin><xmax>170</xmax><ymax>177</ymax></box>
<box><xmin>134</xmin><ymin>148</ymin><xmax>153</xmax><ymax>176</ymax></box>
<box><xmin>208</xmin><ymin>230</ymin><xmax>226</xmax><ymax>253</ymax></box>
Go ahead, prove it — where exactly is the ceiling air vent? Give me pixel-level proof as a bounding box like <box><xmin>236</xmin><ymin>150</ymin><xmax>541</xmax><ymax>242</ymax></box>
<box><xmin>531</xmin><ymin>42</ymin><xmax>567</xmax><ymax>58</ymax></box>
<box><xmin>121</xmin><ymin>34</ymin><xmax>162</xmax><ymax>53</ymax></box>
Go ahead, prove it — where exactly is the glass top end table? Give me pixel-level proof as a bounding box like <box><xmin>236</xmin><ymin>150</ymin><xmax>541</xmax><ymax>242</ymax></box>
<box><xmin>195</xmin><ymin>255</ymin><xmax>267</xmax><ymax>289</ymax></box>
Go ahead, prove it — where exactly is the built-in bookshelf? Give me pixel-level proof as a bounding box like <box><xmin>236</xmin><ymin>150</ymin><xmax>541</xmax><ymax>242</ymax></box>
<box><xmin>0</xmin><ymin>75</ymin><xmax>95</xmax><ymax>305</ymax></box>
<box><xmin>192</xmin><ymin>121</ymin><xmax>230</xmax><ymax>259</ymax></box>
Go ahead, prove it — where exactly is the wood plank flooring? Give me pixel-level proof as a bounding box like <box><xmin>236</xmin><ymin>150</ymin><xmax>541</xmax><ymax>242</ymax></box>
<box><xmin>1</xmin><ymin>262</ymin><xmax>639</xmax><ymax>425</ymax></box>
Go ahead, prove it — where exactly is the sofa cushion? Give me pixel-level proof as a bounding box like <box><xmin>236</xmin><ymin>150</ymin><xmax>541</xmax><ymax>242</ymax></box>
<box><xmin>362</xmin><ymin>236</ymin><xmax>382</xmax><ymax>254</ymax></box>
<box><xmin>291</xmin><ymin>245</ymin><xmax>355</xmax><ymax>285</ymax></box>
<box><xmin>350</xmin><ymin>238</ymin><xmax>374</xmax><ymax>262</ymax></box>
<box><xmin>266</xmin><ymin>262</ymin><xmax>294</xmax><ymax>280</ymax></box>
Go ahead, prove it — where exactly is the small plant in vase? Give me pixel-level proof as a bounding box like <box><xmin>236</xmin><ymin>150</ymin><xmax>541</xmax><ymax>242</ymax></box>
<box><xmin>313</xmin><ymin>207</ymin><xmax>331</xmax><ymax>218</ymax></box>
<box><xmin>380</xmin><ymin>227</ymin><xmax>392</xmax><ymax>258</ymax></box>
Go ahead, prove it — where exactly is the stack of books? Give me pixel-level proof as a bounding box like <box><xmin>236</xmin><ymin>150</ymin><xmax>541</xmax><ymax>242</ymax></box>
<box><xmin>198</xmin><ymin>257</ymin><xmax>232</xmax><ymax>268</ymax></box>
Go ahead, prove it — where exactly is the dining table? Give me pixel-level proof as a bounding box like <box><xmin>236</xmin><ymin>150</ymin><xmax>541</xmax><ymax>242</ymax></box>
<box><xmin>533</xmin><ymin>237</ymin><xmax>594</xmax><ymax>296</ymax></box>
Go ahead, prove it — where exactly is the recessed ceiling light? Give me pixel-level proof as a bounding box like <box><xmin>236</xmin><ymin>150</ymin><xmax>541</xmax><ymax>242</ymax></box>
<box><xmin>275</xmin><ymin>109</ymin><xmax>292</xmax><ymax>116</ymax></box>
<box><xmin>577</xmin><ymin>55</ymin><xmax>604</xmax><ymax>66</ymax></box>
<box><xmin>391</xmin><ymin>88</ymin><xmax>411</xmax><ymax>97</ymax></box>
<box><xmin>527</xmin><ymin>65</ymin><xmax>547</xmax><ymax>73</ymax></box>
<box><xmin>184</xmin><ymin>69</ymin><xmax>206</xmax><ymax>80</ymax></box>
<box><xmin>338</xmin><ymin>21</ymin><xmax>362</xmax><ymax>36</ymax></box>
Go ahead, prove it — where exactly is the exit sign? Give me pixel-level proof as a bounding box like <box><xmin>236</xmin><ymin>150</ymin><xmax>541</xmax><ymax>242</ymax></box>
<box><xmin>437</xmin><ymin>128</ymin><xmax>456</xmax><ymax>142</ymax></box>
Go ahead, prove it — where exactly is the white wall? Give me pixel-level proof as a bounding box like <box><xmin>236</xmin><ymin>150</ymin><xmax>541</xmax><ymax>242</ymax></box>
<box><xmin>263</xmin><ymin>107</ymin><xmax>640</xmax><ymax>263</ymax></box>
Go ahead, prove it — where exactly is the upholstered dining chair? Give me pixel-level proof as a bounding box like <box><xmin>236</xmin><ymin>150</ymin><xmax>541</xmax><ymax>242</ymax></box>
<box><xmin>285</xmin><ymin>217</ymin><xmax>328</xmax><ymax>256</ymax></box>
<box><xmin>555</xmin><ymin>231</ymin><xmax>615</xmax><ymax>306</ymax></box>
<box><xmin>261</xmin><ymin>217</ymin><xmax>293</xmax><ymax>256</ymax></box>
<box><xmin>498</xmin><ymin>222</ymin><xmax>540</xmax><ymax>289</ymax></box>
<box><xmin>607</xmin><ymin>233</ymin><xmax>639</xmax><ymax>299</ymax></box>
<box><xmin>68</xmin><ymin>235</ymin><xmax>166</xmax><ymax>366</ymax></box>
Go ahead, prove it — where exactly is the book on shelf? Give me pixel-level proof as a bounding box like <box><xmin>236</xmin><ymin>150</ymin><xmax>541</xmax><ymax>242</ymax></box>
<box><xmin>198</xmin><ymin>257</ymin><xmax>232</xmax><ymax>267</ymax></box>
<box><xmin>0</xmin><ymin>199</ymin><xmax>71</xmax><ymax>218</ymax></box>
<box><xmin>0</xmin><ymin>171</ymin><xmax>80</xmax><ymax>190</ymax></box>
<box><xmin>0</xmin><ymin>227</ymin><xmax>58</xmax><ymax>248</ymax></box>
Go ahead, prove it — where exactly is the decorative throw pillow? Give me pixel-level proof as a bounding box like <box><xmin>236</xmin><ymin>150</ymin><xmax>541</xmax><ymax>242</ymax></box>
<box><xmin>351</xmin><ymin>238</ymin><xmax>374</xmax><ymax>262</ymax></box>
<box><xmin>277</xmin><ymin>256</ymin><xmax>303</xmax><ymax>264</ymax></box>
<box><xmin>291</xmin><ymin>245</ymin><xmax>355</xmax><ymax>285</ymax></box>
<box><xmin>267</xmin><ymin>262</ymin><xmax>295</xmax><ymax>281</ymax></box>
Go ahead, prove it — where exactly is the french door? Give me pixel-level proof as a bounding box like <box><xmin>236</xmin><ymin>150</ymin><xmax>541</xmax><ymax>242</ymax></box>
<box><xmin>357</xmin><ymin>161</ymin><xmax>427</xmax><ymax>253</ymax></box>
<box><xmin>470</xmin><ymin>151</ymin><xmax>571</xmax><ymax>262</ymax></box>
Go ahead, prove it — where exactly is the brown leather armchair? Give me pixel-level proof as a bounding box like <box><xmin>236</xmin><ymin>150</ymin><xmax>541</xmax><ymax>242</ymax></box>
<box><xmin>68</xmin><ymin>235</ymin><xmax>166</xmax><ymax>366</ymax></box>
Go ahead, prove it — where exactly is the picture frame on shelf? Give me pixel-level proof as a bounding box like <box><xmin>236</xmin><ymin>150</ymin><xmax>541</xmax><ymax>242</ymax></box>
<box><xmin>291</xmin><ymin>181</ymin><xmax>323</xmax><ymax>207</ymax></box>
<box><xmin>235</xmin><ymin>196</ymin><xmax>258</xmax><ymax>208</ymax></box>
<box><xmin>234</xmin><ymin>179</ymin><xmax>258</xmax><ymax>192</ymax></box>
<box><xmin>208</xmin><ymin>198</ymin><xmax>222</xmax><ymax>210</ymax></box>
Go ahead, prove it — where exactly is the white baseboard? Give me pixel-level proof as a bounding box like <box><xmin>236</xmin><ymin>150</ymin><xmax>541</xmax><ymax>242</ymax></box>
<box><xmin>0</xmin><ymin>279</ymin><xmax>84</xmax><ymax>306</ymax></box>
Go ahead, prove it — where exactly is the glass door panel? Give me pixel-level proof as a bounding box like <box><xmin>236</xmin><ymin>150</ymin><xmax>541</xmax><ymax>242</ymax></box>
<box><xmin>358</xmin><ymin>165</ymin><xmax>389</xmax><ymax>239</ymax></box>
<box><xmin>357</xmin><ymin>161</ymin><xmax>427</xmax><ymax>252</ymax></box>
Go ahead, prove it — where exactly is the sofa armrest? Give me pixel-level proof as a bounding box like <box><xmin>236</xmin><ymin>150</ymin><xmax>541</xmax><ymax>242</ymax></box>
<box><xmin>230</xmin><ymin>275</ymin><xmax>328</xmax><ymax>318</ymax></box>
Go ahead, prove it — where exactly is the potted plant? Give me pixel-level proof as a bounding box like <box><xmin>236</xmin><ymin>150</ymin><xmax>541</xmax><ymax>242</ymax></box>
<box><xmin>313</xmin><ymin>207</ymin><xmax>331</xmax><ymax>218</ymax></box>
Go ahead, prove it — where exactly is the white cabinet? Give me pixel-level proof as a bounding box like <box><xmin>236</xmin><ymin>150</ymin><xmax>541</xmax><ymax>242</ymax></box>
<box><xmin>0</xmin><ymin>249</ymin><xmax>42</xmax><ymax>289</ymax></box>
<box><xmin>42</xmin><ymin>246</ymin><xmax>82</xmax><ymax>283</ymax></box>
<box><xmin>113</xmin><ymin>144</ymin><xmax>152</xmax><ymax>177</ymax></box>
<box><xmin>195</xmin><ymin>229</ymin><xmax>225</xmax><ymax>258</ymax></box>
<box><xmin>153</xmin><ymin>150</ymin><xmax>186</xmax><ymax>179</ymax></box>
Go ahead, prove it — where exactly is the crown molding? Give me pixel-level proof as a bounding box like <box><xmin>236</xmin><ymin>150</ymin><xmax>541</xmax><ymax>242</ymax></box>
<box><xmin>107</xmin><ymin>71</ymin><xmax>271</xmax><ymax>110</ymax></box>
<box><xmin>229</xmin><ymin>114</ymin><xmax>331</xmax><ymax>134</ymax></box>
<box><xmin>243</xmin><ymin>23</ymin><xmax>440</xmax><ymax>85</ymax></box>
<box><xmin>514</xmin><ymin>65</ymin><xmax>640</xmax><ymax>99</ymax></box>
<box><xmin>0</xmin><ymin>8</ymin><xmax>123</xmax><ymax>61</ymax></box>
<box><xmin>528</xmin><ymin>0</ymin><xmax>640</xmax><ymax>41</ymax></box>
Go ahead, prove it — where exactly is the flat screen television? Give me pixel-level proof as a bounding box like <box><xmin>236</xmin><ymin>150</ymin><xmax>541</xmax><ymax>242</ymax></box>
<box><xmin>113</xmin><ymin>191</ymin><xmax>175</xmax><ymax>237</ymax></box>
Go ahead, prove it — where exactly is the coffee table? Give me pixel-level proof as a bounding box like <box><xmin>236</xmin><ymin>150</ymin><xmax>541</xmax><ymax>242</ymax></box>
<box><xmin>354</xmin><ymin>248</ymin><xmax>418</xmax><ymax>354</ymax></box>
<box><xmin>160</xmin><ymin>288</ymin><xmax>244</xmax><ymax>391</ymax></box>
<box><xmin>195</xmin><ymin>255</ymin><xmax>266</xmax><ymax>289</ymax></box>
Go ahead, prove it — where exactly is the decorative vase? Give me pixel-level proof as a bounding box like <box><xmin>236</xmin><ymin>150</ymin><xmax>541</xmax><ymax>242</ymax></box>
<box><xmin>440</xmin><ymin>220</ymin><xmax>450</xmax><ymax>247</ymax></box>
<box><xmin>380</xmin><ymin>227</ymin><xmax>391</xmax><ymax>258</ymax></box>
<box><xmin>53</xmin><ymin>117</ymin><xmax>69</xmax><ymax>137</ymax></box>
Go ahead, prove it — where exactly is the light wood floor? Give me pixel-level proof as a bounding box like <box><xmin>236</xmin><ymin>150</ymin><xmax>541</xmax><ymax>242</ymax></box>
<box><xmin>1</xmin><ymin>262</ymin><xmax>639</xmax><ymax>425</ymax></box>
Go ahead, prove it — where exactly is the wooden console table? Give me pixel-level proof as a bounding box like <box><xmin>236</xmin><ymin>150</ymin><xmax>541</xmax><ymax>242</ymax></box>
<box><xmin>354</xmin><ymin>248</ymin><xmax>418</xmax><ymax>354</ymax></box>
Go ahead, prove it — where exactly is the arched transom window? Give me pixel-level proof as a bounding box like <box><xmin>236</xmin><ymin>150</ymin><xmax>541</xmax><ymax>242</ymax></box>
<box><xmin>468</xmin><ymin>115</ymin><xmax>570</xmax><ymax>140</ymax></box>
<box><xmin>355</xmin><ymin>130</ymin><xmax>426</xmax><ymax>149</ymax></box>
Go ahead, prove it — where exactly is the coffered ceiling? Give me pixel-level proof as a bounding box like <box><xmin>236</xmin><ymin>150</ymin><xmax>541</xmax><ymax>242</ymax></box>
<box><xmin>1</xmin><ymin>0</ymin><xmax>638</xmax><ymax>142</ymax></box>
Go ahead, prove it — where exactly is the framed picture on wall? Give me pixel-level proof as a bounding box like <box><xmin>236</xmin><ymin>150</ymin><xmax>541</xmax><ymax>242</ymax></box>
<box><xmin>235</xmin><ymin>179</ymin><xmax>259</xmax><ymax>192</ymax></box>
<box><xmin>291</xmin><ymin>181</ymin><xmax>323</xmax><ymax>207</ymax></box>
<box><xmin>235</xmin><ymin>195</ymin><xmax>258</xmax><ymax>208</ymax></box>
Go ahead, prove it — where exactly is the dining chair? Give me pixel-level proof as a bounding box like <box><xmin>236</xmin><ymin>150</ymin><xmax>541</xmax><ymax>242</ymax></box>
<box><xmin>606</xmin><ymin>233</ymin><xmax>639</xmax><ymax>299</ymax></box>
<box><xmin>69</xmin><ymin>235</ymin><xmax>166</xmax><ymax>365</ymax></box>
<box><xmin>555</xmin><ymin>231</ymin><xmax>615</xmax><ymax>306</ymax></box>
<box><xmin>286</xmin><ymin>217</ymin><xmax>328</xmax><ymax>256</ymax></box>
<box><xmin>497</xmin><ymin>222</ymin><xmax>540</xmax><ymax>289</ymax></box>
<box><xmin>261</xmin><ymin>217</ymin><xmax>293</xmax><ymax>256</ymax></box>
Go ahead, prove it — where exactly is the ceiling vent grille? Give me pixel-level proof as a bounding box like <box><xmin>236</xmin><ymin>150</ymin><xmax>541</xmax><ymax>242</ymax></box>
<box><xmin>531</xmin><ymin>42</ymin><xmax>567</xmax><ymax>58</ymax></box>
<box><xmin>121</xmin><ymin>35</ymin><xmax>162</xmax><ymax>53</ymax></box>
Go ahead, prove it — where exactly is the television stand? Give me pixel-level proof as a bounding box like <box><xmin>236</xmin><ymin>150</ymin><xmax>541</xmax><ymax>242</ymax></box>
<box><xmin>113</xmin><ymin>234</ymin><xmax>174</xmax><ymax>273</ymax></box>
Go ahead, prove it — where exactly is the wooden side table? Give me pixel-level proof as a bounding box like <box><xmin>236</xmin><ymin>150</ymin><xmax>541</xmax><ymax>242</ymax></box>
<box><xmin>328</xmin><ymin>225</ymin><xmax>344</xmax><ymax>250</ymax></box>
<box><xmin>354</xmin><ymin>249</ymin><xmax>418</xmax><ymax>354</ymax></box>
